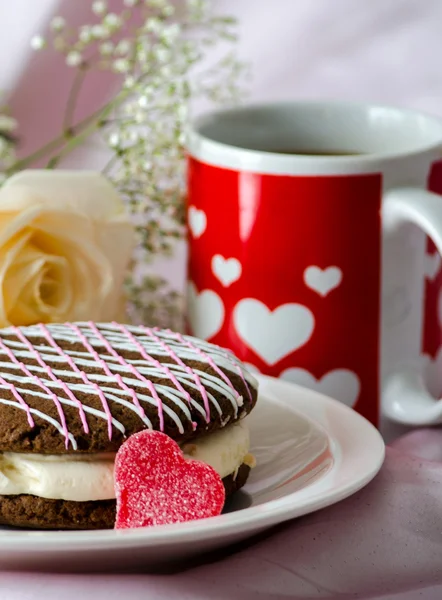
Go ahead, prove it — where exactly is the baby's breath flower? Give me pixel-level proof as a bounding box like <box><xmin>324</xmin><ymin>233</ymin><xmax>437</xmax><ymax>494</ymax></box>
<box><xmin>30</xmin><ymin>35</ymin><xmax>46</xmax><ymax>50</ymax></box>
<box><xmin>188</xmin><ymin>0</ymin><xmax>207</xmax><ymax>8</ymax></box>
<box><xmin>92</xmin><ymin>1</ymin><xmax>107</xmax><ymax>15</ymax></box>
<box><xmin>66</xmin><ymin>51</ymin><xmax>82</xmax><ymax>67</ymax></box>
<box><xmin>50</xmin><ymin>16</ymin><xmax>66</xmax><ymax>32</ymax></box>
<box><xmin>104</xmin><ymin>13</ymin><xmax>122</xmax><ymax>29</ymax></box>
<box><xmin>138</xmin><ymin>95</ymin><xmax>150</xmax><ymax>109</ymax></box>
<box><xmin>160</xmin><ymin>65</ymin><xmax>172</xmax><ymax>77</ymax></box>
<box><xmin>113</xmin><ymin>58</ymin><xmax>130</xmax><ymax>73</ymax></box>
<box><xmin>161</xmin><ymin>23</ymin><xmax>180</xmax><ymax>43</ymax></box>
<box><xmin>175</xmin><ymin>104</ymin><xmax>187</xmax><ymax>122</ymax></box>
<box><xmin>99</xmin><ymin>41</ymin><xmax>114</xmax><ymax>55</ymax></box>
<box><xmin>154</xmin><ymin>47</ymin><xmax>170</xmax><ymax>63</ymax></box>
<box><xmin>116</xmin><ymin>39</ymin><xmax>131</xmax><ymax>55</ymax></box>
<box><xmin>0</xmin><ymin>116</ymin><xmax>17</xmax><ymax>131</ymax></box>
<box><xmin>21</xmin><ymin>0</ymin><xmax>244</xmax><ymax>327</ymax></box>
<box><xmin>91</xmin><ymin>24</ymin><xmax>108</xmax><ymax>39</ymax></box>
<box><xmin>79</xmin><ymin>26</ymin><xmax>93</xmax><ymax>43</ymax></box>
<box><xmin>108</xmin><ymin>132</ymin><xmax>121</xmax><ymax>148</ymax></box>
<box><xmin>145</xmin><ymin>17</ymin><xmax>163</xmax><ymax>34</ymax></box>
<box><xmin>124</xmin><ymin>76</ymin><xmax>136</xmax><ymax>88</ymax></box>
<box><xmin>161</xmin><ymin>5</ymin><xmax>175</xmax><ymax>17</ymax></box>
<box><xmin>136</xmin><ymin>47</ymin><xmax>149</xmax><ymax>63</ymax></box>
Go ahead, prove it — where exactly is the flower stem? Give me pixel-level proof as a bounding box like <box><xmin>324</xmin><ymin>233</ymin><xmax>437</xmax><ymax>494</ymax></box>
<box><xmin>8</xmin><ymin>71</ymin><xmax>146</xmax><ymax>174</ymax></box>
<box><xmin>63</xmin><ymin>63</ymin><xmax>88</xmax><ymax>132</ymax></box>
<box><xmin>7</xmin><ymin>107</ymin><xmax>103</xmax><ymax>174</ymax></box>
<box><xmin>102</xmin><ymin>154</ymin><xmax>118</xmax><ymax>175</ymax></box>
<box><xmin>46</xmin><ymin>117</ymin><xmax>104</xmax><ymax>169</ymax></box>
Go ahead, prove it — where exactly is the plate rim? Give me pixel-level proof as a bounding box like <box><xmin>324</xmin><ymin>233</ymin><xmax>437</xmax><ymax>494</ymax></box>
<box><xmin>0</xmin><ymin>374</ymin><xmax>385</xmax><ymax>551</ymax></box>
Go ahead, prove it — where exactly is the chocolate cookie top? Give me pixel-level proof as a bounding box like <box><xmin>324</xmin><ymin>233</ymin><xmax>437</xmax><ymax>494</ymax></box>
<box><xmin>0</xmin><ymin>323</ymin><xmax>258</xmax><ymax>453</ymax></box>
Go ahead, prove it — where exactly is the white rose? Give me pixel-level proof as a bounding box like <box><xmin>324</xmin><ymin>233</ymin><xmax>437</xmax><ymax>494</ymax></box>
<box><xmin>0</xmin><ymin>169</ymin><xmax>135</xmax><ymax>326</ymax></box>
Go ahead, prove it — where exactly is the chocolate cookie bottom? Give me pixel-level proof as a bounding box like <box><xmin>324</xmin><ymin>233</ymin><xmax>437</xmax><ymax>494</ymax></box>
<box><xmin>0</xmin><ymin>463</ymin><xmax>251</xmax><ymax>530</ymax></box>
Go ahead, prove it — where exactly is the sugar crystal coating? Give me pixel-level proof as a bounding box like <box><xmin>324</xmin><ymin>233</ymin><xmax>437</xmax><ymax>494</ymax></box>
<box><xmin>114</xmin><ymin>430</ymin><xmax>225</xmax><ymax>528</ymax></box>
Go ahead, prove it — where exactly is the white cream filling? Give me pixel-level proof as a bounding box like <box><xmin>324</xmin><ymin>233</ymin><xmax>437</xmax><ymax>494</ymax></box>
<box><xmin>0</xmin><ymin>420</ymin><xmax>251</xmax><ymax>502</ymax></box>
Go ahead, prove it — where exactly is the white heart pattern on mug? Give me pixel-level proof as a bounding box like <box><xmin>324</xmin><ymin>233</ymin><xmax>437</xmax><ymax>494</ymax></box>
<box><xmin>233</xmin><ymin>299</ymin><xmax>315</xmax><ymax>366</ymax></box>
<box><xmin>212</xmin><ymin>255</ymin><xmax>242</xmax><ymax>287</ymax></box>
<box><xmin>425</xmin><ymin>252</ymin><xmax>442</xmax><ymax>281</ymax></box>
<box><xmin>304</xmin><ymin>266</ymin><xmax>343</xmax><ymax>297</ymax></box>
<box><xmin>188</xmin><ymin>206</ymin><xmax>207</xmax><ymax>239</ymax></box>
<box><xmin>280</xmin><ymin>368</ymin><xmax>361</xmax><ymax>408</ymax></box>
<box><xmin>187</xmin><ymin>281</ymin><xmax>224</xmax><ymax>340</ymax></box>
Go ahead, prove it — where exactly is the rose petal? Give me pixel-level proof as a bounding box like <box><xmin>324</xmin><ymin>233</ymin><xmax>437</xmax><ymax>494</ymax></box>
<box><xmin>0</xmin><ymin>205</ymin><xmax>43</xmax><ymax>248</ymax></box>
<box><xmin>31</xmin><ymin>257</ymin><xmax>72</xmax><ymax>317</ymax></box>
<box><xmin>6</xmin><ymin>270</ymin><xmax>44</xmax><ymax>325</ymax></box>
<box><xmin>33</xmin><ymin>212</ymin><xmax>115</xmax><ymax>319</ymax></box>
<box><xmin>2</xmin><ymin>240</ymin><xmax>71</xmax><ymax>323</ymax></box>
<box><xmin>0</xmin><ymin>171</ymin><xmax>127</xmax><ymax>220</ymax></box>
<box><xmin>0</xmin><ymin>170</ymin><xmax>136</xmax><ymax>326</ymax></box>
<box><xmin>0</xmin><ymin>232</ymin><xmax>34</xmax><ymax>324</ymax></box>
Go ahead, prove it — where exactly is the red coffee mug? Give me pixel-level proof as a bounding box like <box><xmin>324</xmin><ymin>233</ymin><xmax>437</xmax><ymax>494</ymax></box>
<box><xmin>186</xmin><ymin>101</ymin><xmax>442</xmax><ymax>427</ymax></box>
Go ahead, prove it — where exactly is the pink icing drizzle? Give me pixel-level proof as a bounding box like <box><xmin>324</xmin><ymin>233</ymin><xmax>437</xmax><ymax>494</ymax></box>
<box><xmin>68</xmin><ymin>323</ymin><xmax>147</xmax><ymax>424</ymax></box>
<box><xmin>85</xmin><ymin>322</ymin><xmax>167</xmax><ymax>431</ymax></box>
<box><xmin>12</xmin><ymin>325</ymin><xmax>90</xmax><ymax>434</ymax></box>
<box><xmin>11</xmin><ymin>328</ymin><xmax>72</xmax><ymax>447</ymax></box>
<box><xmin>220</xmin><ymin>350</ymin><xmax>253</xmax><ymax>403</ymax></box>
<box><xmin>112</xmin><ymin>322</ymin><xmax>181</xmax><ymax>431</ymax></box>
<box><xmin>142</xmin><ymin>326</ymin><xmax>212</xmax><ymax>422</ymax></box>
<box><xmin>0</xmin><ymin>323</ymin><xmax>252</xmax><ymax>446</ymax></box>
<box><xmin>164</xmin><ymin>329</ymin><xmax>252</xmax><ymax>404</ymax></box>
<box><xmin>90</xmin><ymin>322</ymin><xmax>195</xmax><ymax>425</ymax></box>
<box><xmin>0</xmin><ymin>341</ymin><xmax>35</xmax><ymax>427</ymax></box>
<box><xmin>38</xmin><ymin>324</ymin><xmax>89</xmax><ymax>434</ymax></box>
<box><xmin>0</xmin><ymin>374</ymin><xmax>34</xmax><ymax>427</ymax></box>
<box><xmin>40</xmin><ymin>324</ymin><xmax>113</xmax><ymax>440</ymax></box>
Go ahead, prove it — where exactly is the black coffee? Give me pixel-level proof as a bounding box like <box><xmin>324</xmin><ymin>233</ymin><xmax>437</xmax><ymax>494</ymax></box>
<box><xmin>267</xmin><ymin>149</ymin><xmax>365</xmax><ymax>156</ymax></box>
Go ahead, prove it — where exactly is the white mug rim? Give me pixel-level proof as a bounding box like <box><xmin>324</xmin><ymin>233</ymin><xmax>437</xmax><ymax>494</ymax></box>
<box><xmin>186</xmin><ymin>100</ymin><xmax>442</xmax><ymax>176</ymax></box>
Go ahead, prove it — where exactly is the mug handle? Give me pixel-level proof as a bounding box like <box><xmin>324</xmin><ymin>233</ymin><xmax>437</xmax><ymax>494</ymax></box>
<box><xmin>383</xmin><ymin>187</ymin><xmax>442</xmax><ymax>425</ymax></box>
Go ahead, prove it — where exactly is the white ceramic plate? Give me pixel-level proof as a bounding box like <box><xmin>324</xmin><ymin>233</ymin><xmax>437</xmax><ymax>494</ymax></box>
<box><xmin>0</xmin><ymin>375</ymin><xmax>385</xmax><ymax>572</ymax></box>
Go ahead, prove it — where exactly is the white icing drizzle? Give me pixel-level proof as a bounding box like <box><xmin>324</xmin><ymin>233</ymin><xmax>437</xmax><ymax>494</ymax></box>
<box><xmin>0</xmin><ymin>323</ymin><xmax>257</xmax><ymax>450</ymax></box>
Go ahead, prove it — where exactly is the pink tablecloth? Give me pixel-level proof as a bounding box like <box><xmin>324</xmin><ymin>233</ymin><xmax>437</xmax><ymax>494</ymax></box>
<box><xmin>2</xmin><ymin>429</ymin><xmax>442</xmax><ymax>599</ymax></box>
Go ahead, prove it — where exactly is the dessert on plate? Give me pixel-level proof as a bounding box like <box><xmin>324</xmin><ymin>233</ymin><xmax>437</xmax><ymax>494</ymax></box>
<box><xmin>0</xmin><ymin>322</ymin><xmax>258</xmax><ymax>529</ymax></box>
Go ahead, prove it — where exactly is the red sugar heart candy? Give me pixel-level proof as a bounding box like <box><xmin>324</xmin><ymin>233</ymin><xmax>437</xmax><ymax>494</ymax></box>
<box><xmin>114</xmin><ymin>430</ymin><xmax>226</xmax><ymax>529</ymax></box>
